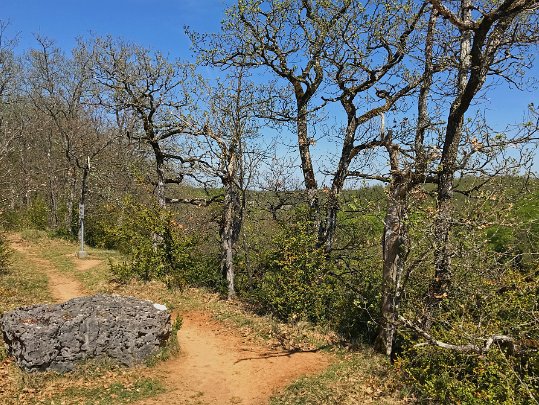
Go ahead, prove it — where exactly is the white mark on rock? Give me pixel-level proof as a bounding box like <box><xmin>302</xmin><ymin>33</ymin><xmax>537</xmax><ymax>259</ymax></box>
<box><xmin>153</xmin><ymin>303</ymin><xmax>167</xmax><ymax>311</ymax></box>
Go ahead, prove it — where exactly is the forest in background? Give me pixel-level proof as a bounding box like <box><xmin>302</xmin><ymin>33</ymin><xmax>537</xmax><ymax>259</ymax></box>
<box><xmin>1</xmin><ymin>0</ymin><xmax>539</xmax><ymax>402</ymax></box>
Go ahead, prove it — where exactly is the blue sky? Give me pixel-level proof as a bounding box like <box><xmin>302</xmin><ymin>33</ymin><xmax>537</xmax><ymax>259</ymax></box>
<box><xmin>2</xmin><ymin>0</ymin><xmax>538</xmax><ymax>179</ymax></box>
<box><xmin>2</xmin><ymin>0</ymin><xmax>227</xmax><ymax>58</ymax></box>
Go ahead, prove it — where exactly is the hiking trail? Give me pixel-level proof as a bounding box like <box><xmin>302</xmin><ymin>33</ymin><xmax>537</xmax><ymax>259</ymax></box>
<box><xmin>9</xmin><ymin>235</ymin><xmax>330</xmax><ymax>405</ymax></box>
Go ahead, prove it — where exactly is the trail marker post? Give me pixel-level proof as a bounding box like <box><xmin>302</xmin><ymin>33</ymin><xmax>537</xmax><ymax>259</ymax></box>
<box><xmin>78</xmin><ymin>203</ymin><xmax>87</xmax><ymax>258</ymax></box>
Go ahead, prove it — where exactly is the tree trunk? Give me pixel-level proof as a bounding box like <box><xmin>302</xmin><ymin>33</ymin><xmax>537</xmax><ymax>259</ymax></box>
<box><xmin>431</xmin><ymin>166</ymin><xmax>455</xmax><ymax>302</ymax></box>
<box><xmin>46</xmin><ymin>131</ymin><xmax>58</xmax><ymax>229</ymax></box>
<box><xmin>319</xmin><ymin>114</ymin><xmax>358</xmax><ymax>251</ymax></box>
<box><xmin>148</xmin><ymin>141</ymin><xmax>167</xmax><ymax>251</ymax></box>
<box><xmin>321</xmin><ymin>190</ymin><xmax>339</xmax><ymax>252</ymax></box>
<box><xmin>296</xmin><ymin>102</ymin><xmax>318</xmax><ymax>212</ymax></box>
<box><xmin>150</xmin><ymin>141</ymin><xmax>167</xmax><ymax>209</ymax></box>
<box><xmin>65</xmin><ymin>167</ymin><xmax>77</xmax><ymax>234</ymax></box>
<box><xmin>430</xmin><ymin>1</ymin><xmax>471</xmax><ymax>305</ymax></box>
<box><xmin>78</xmin><ymin>163</ymin><xmax>90</xmax><ymax>254</ymax></box>
<box><xmin>220</xmin><ymin>179</ymin><xmax>243</xmax><ymax>300</ymax></box>
<box><xmin>48</xmin><ymin>183</ymin><xmax>58</xmax><ymax>229</ymax></box>
<box><xmin>374</xmin><ymin>178</ymin><xmax>409</xmax><ymax>357</ymax></box>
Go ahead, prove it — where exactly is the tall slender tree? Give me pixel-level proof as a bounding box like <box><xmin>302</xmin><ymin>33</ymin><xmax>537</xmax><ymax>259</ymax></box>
<box><xmin>193</xmin><ymin>68</ymin><xmax>261</xmax><ymax>299</ymax></box>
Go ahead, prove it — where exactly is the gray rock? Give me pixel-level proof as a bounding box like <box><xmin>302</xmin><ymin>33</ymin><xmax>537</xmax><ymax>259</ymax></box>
<box><xmin>0</xmin><ymin>294</ymin><xmax>171</xmax><ymax>372</ymax></box>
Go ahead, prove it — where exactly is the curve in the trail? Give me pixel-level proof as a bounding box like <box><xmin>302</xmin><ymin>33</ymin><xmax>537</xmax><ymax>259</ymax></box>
<box><xmin>10</xmin><ymin>236</ymin><xmax>331</xmax><ymax>405</ymax></box>
<box><xmin>140</xmin><ymin>312</ymin><xmax>330</xmax><ymax>405</ymax></box>
<box><xmin>9</xmin><ymin>235</ymin><xmax>85</xmax><ymax>302</ymax></box>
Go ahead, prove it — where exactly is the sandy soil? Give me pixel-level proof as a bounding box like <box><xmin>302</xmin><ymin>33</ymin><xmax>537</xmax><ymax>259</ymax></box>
<box><xmin>139</xmin><ymin>311</ymin><xmax>330</xmax><ymax>405</ymax></box>
<box><xmin>71</xmin><ymin>256</ymin><xmax>102</xmax><ymax>272</ymax></box>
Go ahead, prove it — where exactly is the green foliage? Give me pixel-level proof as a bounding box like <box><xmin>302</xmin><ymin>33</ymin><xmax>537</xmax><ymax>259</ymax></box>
<box><xmin>251</xmin><ymin>220</ymin><xmax>338</xmax><ymax>323</ymax></box>
<box><xmin>21</xmin><ymin>197</ymin><xmax>49</xmax><ymax>230</ymax></box>
<box><xmin>234</xmin><ymin>198</ymin><xmax>383</xmax><ymax>341</ymax></box>
<box><xmin>106</xmin><ymin>200</ymin><xmax>197</xmax><ymax>289</ymax></box>
<box><xmin>185</xmin><ymin>252</ymin><xmax>224</xmax><ymax>291</ymax></box>
<box><xmin>400</xmin><ymin>343</ymin><xmax>537</xmax><ymax>404</ymax></box>
<box><xmin>393</xmin><ymin>180</ymin><xmax>539</xmax><ymax>404</ymax></box>
<box><xmin>241</xmin><ymin>214</ymin><xmax>381</xmax><ymax>342</ymax></box>
<box><xmin>1</xmin><ymin>197</ymin><xmax>50</xmax><ymax>231</ymax></box>
<box><xmin>330</xmin><ymin>198</ymin><xmax>384</xmax><ymax>341</ymax></box>
<box><xmin>487</xmin><ymin>189</ymin><xmax>539</xmax><ymax>268</ymax></box>
<box><xmin>399</xmin><ymin>231</ymin><xmax>538</xmax><ymax>403</ymax></box>
<box><xmin>84</xmin><ymin>201</ymin><xmax>125</xmax><ymax>250</ymax></box>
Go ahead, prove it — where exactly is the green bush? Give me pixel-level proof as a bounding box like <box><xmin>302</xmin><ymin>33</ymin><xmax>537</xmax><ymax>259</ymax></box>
<box><xmin>247</xmin><ymin>219</ymin><xmax>338</xmax><ymax>323</ymax></box>
<box><xmin>234</xmin><ymin>203</ymin><xmax>382</xmax><ymax>341</ymax></box>
<box><xmin>184</xmin><ymin>252</ymin><xmax>224</xmax><ymax>291</ymax></box>
<box><xmin>483</xmin><ymin>187</ymin><xmax>539</xmax><ymax>271</ymax></box>
<box><xmin>393</xmin><ymin>181</ymin><xmax>539</xmax><ymax>403</ymax></box>
<box><xmin>398</xmin><ymin>236</ymin><xmax>539</xmax><ymax>403</ymax></box>
<box><xmin>400</xmin><ymin>338</ymin><xmax>538</xmax><ymax>404</ymax></box>
<box><xmin>106</xmin><ymin>201</ymin><xmax>196</xmax><ymax>288</ymax></box>
<box><xmin>1</xmin><ymin>196</ymin><xmax>50</xmax><ymax>231</ymax></box>
<box><xmin>243</xmin><ymin>217</ymin><xmax>381</xmax><ymax>339</ymax></box>
<box><xmin>83</xmin><ymin>201</ymin><xmax>124</xmax><ymax>249</ymax></box>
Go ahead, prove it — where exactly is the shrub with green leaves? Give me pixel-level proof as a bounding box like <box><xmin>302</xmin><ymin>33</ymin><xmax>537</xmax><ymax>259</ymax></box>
<box><xmin>400</xmin><ymin>344</ymin><xmax>535</xmax><ymax>404</ymax></box>
<box><xmin>250</xmin><ymin>219</ymin><xmax>339</xmax><ymax>323</ymax></box>
<box><xmin>235</xmin><ymin>202</ymin><xmax>383</xmax><ymax>341</ymax></box>
<box><xmin>397</xmin><ymin>186</ymin><xmax>539</xmax><ymax>404</ymax></box>
<box><xmin>1</xmin><ymin>196</ymin><xmax>50</xmax><ymax>231</ymax></box>
<box><xmin>486</xmin><ymin>189</ymin><xmax>539</xmax><ymax>269</ymax></box>
<box><xmin>399</xmin><ymin>323</ymin><xmax>539</xmax><ymax>405</ymax></box>
<box><xmin>83</xmin><ymin>201</ymin><xmax>125</xmax><ymax>249</ymax></box>
<box><xmin>106</xmin><ymin>200</ymin><xmax>196</xmax><ymax>288</ymax></box>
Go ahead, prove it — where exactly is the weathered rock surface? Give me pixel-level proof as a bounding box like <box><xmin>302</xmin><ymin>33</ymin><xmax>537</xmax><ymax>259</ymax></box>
<box><xmin>0</xmin><ymin>294</ymin><xmax>171</xmax><ymax>372</ymax></box>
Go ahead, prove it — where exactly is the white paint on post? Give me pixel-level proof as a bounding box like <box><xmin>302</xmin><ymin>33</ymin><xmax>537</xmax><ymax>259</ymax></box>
<box><xmin>78</xmin><ymin>203</ymin><xmax>87</xmax><ymax>258</ymax></box>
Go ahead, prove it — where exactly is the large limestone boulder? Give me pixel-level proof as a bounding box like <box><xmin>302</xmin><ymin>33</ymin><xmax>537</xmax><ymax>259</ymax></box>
<box><xmin>0</xmin><ymin>294</ymin><xmax>171</xmax><ymax>372</ymax></box>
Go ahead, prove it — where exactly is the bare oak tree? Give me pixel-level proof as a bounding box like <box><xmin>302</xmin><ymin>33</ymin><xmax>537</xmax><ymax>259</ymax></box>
<box><xmin>90</xmin><ymin>37</ymin><xmax>198</xmax><ymax>208</ymax></box>
<box><xmin>193</xmin><ymin>68</ymin><xmax>261</xmax><ymax>299</ymax></box>
<box><xmin>428</xmin><ymin>0</ymin><xmax>539</xmax><ymax>305</ymax></box>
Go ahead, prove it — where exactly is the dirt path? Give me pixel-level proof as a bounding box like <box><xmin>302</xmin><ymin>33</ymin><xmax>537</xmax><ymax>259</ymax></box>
<box><xmin>9</xmin><ymin>235</ymin><xmax>85</xmax><ymax>302</ymax></box>
<box><xmin>10</xmin><ymin>235</ymin><xmax>331</xmax><ymax>404</ymax></box>
<box><xmin>72</xmin><ymin>256</ymin><xmax>102</xmax><ymax>272</ymax></box>
<box><xmin>141</xmin><ymin>312</ymin><xmax>330</xmax><ymax>405</ymax></box>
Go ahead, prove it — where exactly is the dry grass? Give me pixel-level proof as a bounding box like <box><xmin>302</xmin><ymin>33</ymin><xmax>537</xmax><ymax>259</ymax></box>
<box><xmin>270</xmin><ymin>350</ymin><xmax>412</xmax><ymax>404</ymax></box>
<box><xmin>2</xmin><ymin>359</ymin><xmax>164</xmax><ymax>405</ymax></box>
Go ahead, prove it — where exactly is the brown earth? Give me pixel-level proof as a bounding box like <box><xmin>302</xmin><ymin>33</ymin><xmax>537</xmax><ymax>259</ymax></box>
<box><xmin>9</xmin><ymin>236</ymin><xmax>331</xmax><ymax>405</ymax></box>
<box><xmin>139</xmin><ymin>311</ymin><xmax>329</xmax><ymax>405</ymax></box>
<box><xmin>9</xmin><ymin>235</ymin><xmax>85</xmax><ymax>302</ymax></box>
